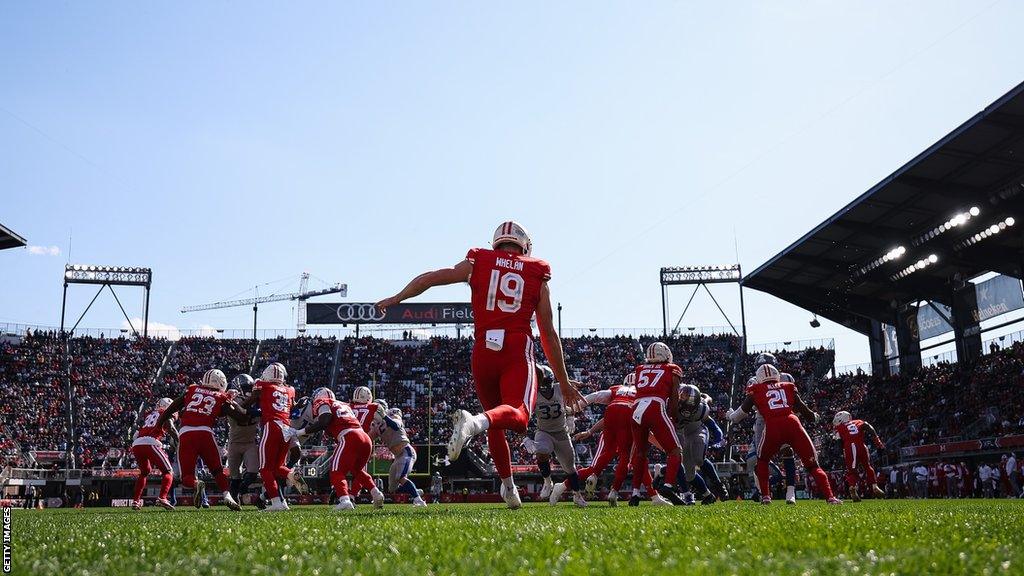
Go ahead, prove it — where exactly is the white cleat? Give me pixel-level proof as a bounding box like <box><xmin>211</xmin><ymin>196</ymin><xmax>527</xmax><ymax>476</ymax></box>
<box><xmin>549</xmin><ymin>482</ymin><xmax>567</xmax><ymax>505</ymax></box>
<box><xmin>785</xmin><ymin>486</ymin><xmax>797</xmax><ymax>505</ymax></box>
<box><xmin>447</xmin><ymin>409</ymin><xmax>477</xmax><ymax>460</ymax></box>
<box><xmin>412</xmin><ymin>498</ymin><xmax>427</xmax><ymax>507</ymax></box>
<box><xmin>607</xmin><ymin>490</ymin><xmax>619</xmax><ymax>507</ymax></box>
<box><xmin>585</xmin><ymin>475</ymin><xmax>598</xmax><ymax>494</ymax></box>
<box><xmin>261</xmin><ymin>497</ymin><xmax>290</xmax><ymax>512</ymax></box>
<box><xmin>287</xmin><ymin>470</ymin><xmax>310</xmax><ymax>495</ymax></box>
<box><xmin>572</xmin><ymin>492</ymin><xmax>588</xmax><ymax>508</ymax></box>
<box><xmin>222</xmin><ymin>492</ymin><xmax>242</xmax><ymax>512</ymax></box>
<box><xmin>155</xmin><ymin>498</ymin><xmax>175</xmax><ymax>511</ymax></box>
<box><xmin>371</xmin><ymin>488</ymin><xmax>385</xmax><ymax>509</ymax></box>
<box><xmin>540</xmin><ymin>478</ymin><xmax>554</xmax><ymax>500</ymax></box>
<box><xmin>501</xmin><ymin>483</ymin><xmax>522</xmax><ymax>510</ymax></box>
<box><xmin>334</xmin><ymin>499</ymin><xmax>355</xmax><ymax>511</ymax></box>
<box><xmin>651</xmin><ymin>494</ymin><xmax>673</xmax><ymax>506</ymax></box>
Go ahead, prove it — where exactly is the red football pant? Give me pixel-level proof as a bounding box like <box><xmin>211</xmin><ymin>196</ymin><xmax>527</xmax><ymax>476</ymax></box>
<box><xmin>178</xmin><ymin>429</ymin><xmax>229</xmax><ymax>492</ymax></box>
<box><xmin>471</xmin><ymin>333</ymin><xmax>538</xmax><ymax>479</ymax></box>
<box><xmin>571</xmin><ymin>405</ymin><xmax>633</xmax><ymax>486</ymax></box>
<box><xmin>630</xmin><ymin>399</ymin><xmax>682</xmax><ymax>487</ymax></box>
<box><xmin>131</xmin><ymin>444</ymin><xmax>173</xmax><ymax>501</ymax></box>
<box><xmin>259</xmin><ymin>421</ymin><xmax>292</xmax><ymax>500</ymax></box>
<box><xmin>756</xmin><ymin>414</ymin><xmax>834</xmax><ymax>500</ymax></box>
<box><xmin>844</xmin><ymin>442</ymin><xmax>877</xmax><ymax>487</ymax></box>
<box><xmin>329</xmin><ymin>429</ymin><xmax>374</xmax><ymax>498</ymax></box>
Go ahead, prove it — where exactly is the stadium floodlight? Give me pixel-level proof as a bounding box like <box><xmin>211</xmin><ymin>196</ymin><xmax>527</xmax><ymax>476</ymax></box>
<box><xmin>660</xmin><ymin>265</ymin><xmax>741</xmax><ymax>285</ymax></box>
<box><xmin>64</xmin><ymin>264</ymin><xmax>152</xmax><ymax>287</ymax></box>
<box><xmin>911</xmin><ymin>207</ymin><xmax>979</xmax><ymax>247</ymax></box>
<box><xmin>889</xmin><ymin>254</ymin><xmax>938</xmax><ymax>282</ymax></box>
<box><xmin>953</xmin><ymin>216</ymin><xmax>1016</xmax><ymax>250</ymax></box>
<box><xmin>855</xmin><ymin>245</ymin><xmax>906</xmax><ymax>277</ymax></box>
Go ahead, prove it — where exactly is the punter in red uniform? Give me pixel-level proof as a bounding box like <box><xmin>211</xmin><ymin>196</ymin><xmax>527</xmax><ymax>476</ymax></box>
<box><xmin>298</xmin><ymin>388</ymin><xmax>375</xmax><ymax>511</ymax></box>
<box><xmin>628</xmin><ymin>342</ymin><xmax>685</xmax><ymax>505</ymax></box>
<box><xmin>728</xmin><ymin>364</ymin><xmax>841</xmax><ymax>505</ymax></box>
<box><xmin>568</xmin><ymin>372</ymin><xmax>657</xmax><ymax>506</ymax></box>
<box><xmin>240</xmin><ymin>362</ymin><xmax>307</xmax><ymax>512</ymax></box>
<box><xmin>376</xmin><ymin>221</ymin><xmax>585</xmax><ymax>509</ymax></box>
<box><xmin>157</xmin><ymin>369</ymin><xmax>247</xmax><ymax>511</ymax></box>
<box><xmin>833</xmin><ymin>411</ymin><xmax>886</xmax><ymax>501</ymax></box>
<box><xmin>130</xmin><ymin>397</ymin><xmax>177</xmax><ymax>510</ymax></box>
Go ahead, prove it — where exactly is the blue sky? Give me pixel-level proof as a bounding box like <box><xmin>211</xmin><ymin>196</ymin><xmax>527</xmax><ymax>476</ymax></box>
<box><xmin>2</xmin><ymin>1</ymin><xmax>1023</xmax><ymax>367</ymax></box>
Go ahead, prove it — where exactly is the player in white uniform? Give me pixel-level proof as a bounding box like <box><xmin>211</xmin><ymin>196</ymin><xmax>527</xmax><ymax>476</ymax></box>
<box><xmin>674</xmin><ymin>384</ymin><xmax>725</xmax><ymax>505</ymax></box>
<box><xmin>225</xmin><ymin>374</ymin><xmax>261</xmax><ymax>505</ymax></box>
<box><xmin>372</xmin><ymin>405</ymin><xmax>426</xmax><ymax>507</ymax></box>
<box><xmin>522</xmin><ymin>365</ymin><xmax>585</xmax><ymax>507</ymax></box>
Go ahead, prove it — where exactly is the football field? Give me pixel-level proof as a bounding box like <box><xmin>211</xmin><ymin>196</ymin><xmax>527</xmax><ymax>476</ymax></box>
<box><xmin>7</xmin><ymin>499</ymin><xmax>1023</xmax><ymax>575</ymax></box>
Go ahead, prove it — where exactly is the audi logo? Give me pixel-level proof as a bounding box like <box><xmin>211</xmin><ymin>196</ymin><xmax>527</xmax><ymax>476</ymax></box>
<box><xmin>335</xmin><ymin>303</ymin><xmax>387</xmax><ymax>322</ymax></box>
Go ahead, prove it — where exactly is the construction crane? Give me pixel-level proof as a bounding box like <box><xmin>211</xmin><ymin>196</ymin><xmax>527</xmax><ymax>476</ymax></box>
<box><xmin>181</xmin><ymin>273</ymin><xmax>347</xmax><ymax>339</ymax></box>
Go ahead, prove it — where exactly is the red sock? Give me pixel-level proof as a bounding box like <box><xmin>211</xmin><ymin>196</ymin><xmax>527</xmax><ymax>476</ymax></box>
<box><xmin>665</xmin><ymin>453</ymin><xmax>681</xmax><ymax>485</ymax></box>
<box><xmin>756</xmin><ymin>460</ymin><xmax>771</xmax><ymax>497</ymax></box>
<box><xmin>133</xmin><ymin>475</ymin><xmax>146</xmax><ymax>501</ymax></box>
<box><xmin>260</xmin><ymin>469</ymin><xmax>280</xmax><ymax>499</ymax></box>
<box><xmin>487</xmin><ymin>428</ymin><xmax>512</xmax><ymax>478</ymax></box>
<box><xmin>159</xmin><ymin>473</ymin><xmax>173</xmax><ymax>500</ymax></box>
<box><xmin>811</xmin><ymin>467</ymin><xmax>835</xmax><ymax>499</ymax></box>
<box><xmin>330</xmin><ymin>471</ymin><xmax>350</xmax><ymax>497</ymax></box>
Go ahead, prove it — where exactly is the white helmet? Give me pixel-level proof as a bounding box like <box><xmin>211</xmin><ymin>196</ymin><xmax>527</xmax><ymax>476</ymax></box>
<box><xmin>156</xmin><ymin>397</ymin><xmax>173</xmax><ymax>410</ymax></box>
<box><xmin>492</xmin><ymin>221</ymin><xmax>532</xmax><ymax>255</ymax></box>
<box><xmin>622</xmin><ymin>372</ymin><xmax>636</xmax><ymax>386</ymax></box>
<box><xmin>312</xmin><ymin>387</ymin><xmax>335</xmax><ymax>402</ymax></box>
<box><xmin>261</xmin><ymin>362</ymin><xmax>287</xmax><ymax>383</ymax></box>
<box><xmin>833</xmin><ymin>411</ymin><xmax>852</xmax><ymax>426</ymax></box>
<box><xmin>645</xmin><ymin>342</ymin><xmax>673</xmax><ymax>364</ymax></box>
<box><xmin>754</xmin><ymin>364</ymin><xmax>780</xmax><ymax>385</ymax></box>
<box><xmin>352</xmin><ymin>386</ymin><xmax>373</xmax><ymax>404</ymax></box>
<box><xmin>201</xmin><ymin>369</ymin><xmax>228</xmax><ymax>392</ymax></box>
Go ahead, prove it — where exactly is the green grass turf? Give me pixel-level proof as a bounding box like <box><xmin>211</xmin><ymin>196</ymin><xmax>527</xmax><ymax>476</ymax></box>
<box><xmin>7</xmin><ymin>499</ymin><xmax>1023</xmax><ymax>575</ymax></box>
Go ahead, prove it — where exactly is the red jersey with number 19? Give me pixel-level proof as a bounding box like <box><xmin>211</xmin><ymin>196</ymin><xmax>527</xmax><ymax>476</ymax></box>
<box><xmin>466</xmin><ymin>248</ymin><xmax>551</xmax><ymax>338</ymax></box>
<box><xmin>748</xmin><ymin>381</ymin><xmax>797</xmax><ymax>420</ymax></box>
<box><xmin>633</xmin><ymin>363</ymin><xmax>683</xmax><ymax>402</ymax></box>
<box><xmin>179</xmin><ymin>384</ymin><xmax>228</xmax><ymax>428</ymax></box>
<box><xmin>255</xmin><ymin>380</ymin><xmax>295</xmax><ymax>425</ymax></box>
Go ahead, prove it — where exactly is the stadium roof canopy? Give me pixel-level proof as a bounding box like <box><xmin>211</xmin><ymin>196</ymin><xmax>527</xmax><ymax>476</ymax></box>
<box><xmin>744</xmin><ymin>80</ymin><xmax>1024</xmax><ymax>336</ymax></box>
<box><xmin>0</xmin><ymin>222</ymin><xmax>27</xmax><ymax>251</ymax></box>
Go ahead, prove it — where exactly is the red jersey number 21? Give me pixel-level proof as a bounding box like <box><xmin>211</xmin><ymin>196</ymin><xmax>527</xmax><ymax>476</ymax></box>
<box><xmin>486</xmin><ymin>270</ymin><xmax>523</xmax><ymax>313</ymax></box>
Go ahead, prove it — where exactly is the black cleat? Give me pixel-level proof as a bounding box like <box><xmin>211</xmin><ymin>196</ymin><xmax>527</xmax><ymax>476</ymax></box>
<box><xmin>628</xmin><ymin>495</ymin><xmax>641</xmax><ymax>507</ymax></box>
<box><xmin>701</xmin><ymin>492</ymin><xmax>718</xmax><ymax>505</ymax></box>
<box><xmin>657</xmin><ymin>484</ymin><xmax>685</xmax><ymax>506</ymax></box>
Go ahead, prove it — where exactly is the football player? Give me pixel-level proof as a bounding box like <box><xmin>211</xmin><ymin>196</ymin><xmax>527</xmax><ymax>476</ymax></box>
<box><xmin>156</xmin><ymin>369</ymin><xmax>247</xmax><ymax>511</ymax></box>
<box><xmin>348</xmin><ymin>386</ymin><xmax>387</xmax><ymax>507</ymax></box>
<box><xmin>298</xmin><ymin>388</ymin><xmax>373</xmax><ymax>511</ymax></box>
<box><xmin>239</xmin><ymin>363</ymin><xmax>307</xmax><ymax>512</ymax></box>
<box><xmin>728</xmin><ymin>364</ymin><xmax>840</xmax><ymax>505</ymax></box>
<box><xmin>225</xmin><ymin>374</ymin><xmax>261</xmax><ymax>504</ymax></box>
<box><xmin>675</xmin><ymin>385</ymin><xmax>725</xmax><ymax>505</ymax></box>
<box><xmin>833</xmin><ymin>411</ymin><xmax>886</xmax><ymax>501</ymax></box>
<box><xmin>630</xmin><ymin>342</ymin><xmax>686</xmax><ymax>505</ymax></box>
<box><xmin>566</xmin><ymin>372</ymin><xmax>663</xmax><ymax>506</ymax></box>
<box><xmin>376</xmin><ymin>221</ymin><xmax>585</xmax><ymax>509</ymax></box>
<box><xmin>130</xmin><ymin>397</ymin><xmax>177</xmax><ymax>510</ymax></box>
<box><xmin>525</xmin><ymin>364</ymin><xmax>584</xmax><ymax>507</ymax></box>
<box><xmin>745</xmin><ymin>352</ymin><xmax>799</xmax><ymax>504</ymax></box>
<box><xmin>372</xmin><ymin>405</ymin><xmax>426</xmax><ymax>507</ymax></box>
